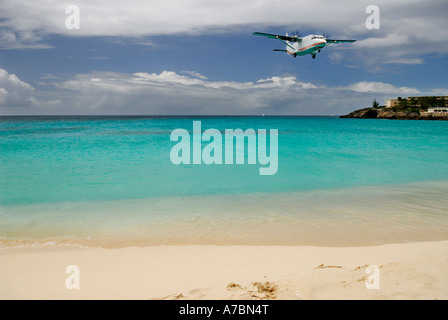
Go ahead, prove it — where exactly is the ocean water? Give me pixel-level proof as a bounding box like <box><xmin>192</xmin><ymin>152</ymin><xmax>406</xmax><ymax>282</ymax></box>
<box><xmin>1</xmin><ymin>116</ymin><xmax>448</xmax><ymax>248</ymax></box>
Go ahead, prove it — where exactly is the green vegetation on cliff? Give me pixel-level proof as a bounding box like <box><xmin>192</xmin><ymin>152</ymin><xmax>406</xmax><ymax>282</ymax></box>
<box><xmin>341</xmin><ymin>96</ymin><xmax>448</xmax><ymax>120</ymax></box>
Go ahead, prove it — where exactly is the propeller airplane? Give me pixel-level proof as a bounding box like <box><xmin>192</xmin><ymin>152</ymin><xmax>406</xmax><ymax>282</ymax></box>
<box><xmin>253</xmin><ymin>31</ymin><xmax>356</xmax><ymax>59</ymax></box>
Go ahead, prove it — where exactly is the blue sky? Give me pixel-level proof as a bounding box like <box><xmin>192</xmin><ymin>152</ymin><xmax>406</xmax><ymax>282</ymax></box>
<box><xmin>0</xmin><ymin>0</ymin><xmax>447</xmax><ymax>115</ymax></box>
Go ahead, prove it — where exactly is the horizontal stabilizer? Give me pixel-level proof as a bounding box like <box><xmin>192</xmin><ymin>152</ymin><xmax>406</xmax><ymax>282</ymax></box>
<box><xmin>273</xmin><ymin>49</ymin><xmax>287</xmax><ymax>52</ymax></box>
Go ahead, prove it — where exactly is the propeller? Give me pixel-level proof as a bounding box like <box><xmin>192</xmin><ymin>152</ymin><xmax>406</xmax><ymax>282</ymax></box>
<box><xmin>285</xmin><ymin>30</ymin><xmax>301</xmax><ymax>42</ymax></box>
<box><xmin>322</xmin><ymin>32</ymin><xmax>330</xmax><ymax>39</ymax></box>
<box><xmin>290</xmin><ymin>30</ymin><xmax>302</xmax><ymax>38</ymax></box>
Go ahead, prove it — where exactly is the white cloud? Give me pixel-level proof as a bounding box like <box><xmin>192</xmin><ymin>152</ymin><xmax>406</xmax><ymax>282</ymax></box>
<box><xmin>57</xmin><ymin>70</ymin><xmax>320</xmax><ymax>93</ymax></box>
<box><xmin>383</xmin><ymin>58</ymin><xmax>423</xmax><ymax>65</ymax></box>
<box><xmin>346</xmin><ymin>81</ymin><xmax>421</xmax><ymax>95</ymax></box>
<box><xmin>356</xmin><ymin>34</ymin><xmax>410</xmax><ymax>49</ymax></box>
<box><xmin>181</xmin><ymin>70</ymin><xmax>208</xmax><ymax>80</ymax></box>
<box><xmin>1</xmin><ymin>0</ymin><xmax>447</xmax><ymax>66</ymax></box>
<box><xmin>428</xmin><ymin>88</ymin><xmax>448</xmax><ymax>96</ymax></box>
<box><xmin>0</xmin><ymin>0</ymin><xmax>363</xmax><ymax>38</ymax></box>
<box><xmin>0</xmin><ymin>88</ymin><xmax>8</xmax><ymax>104</ymax></box>
<box><xmin>40</xmin><ymin>73</ymin><xmax>61</xmax><ymax>80</ymax></box>
<box><xmin>0</xmin><ymin>69</ymin><xmax>34</xmax><ymax>91</ymax></box>
<box><xmin>132</xmin><ymin>71</ymin><xmax>205</xmax><ymax>87</ymax></box>
<box><xmin>0</xmin><ymin>69</ymin><xmax>67</xmax><ymax>112</ymax></box>
<box><xmin>1</xmin><ymin>68</ymin><xmax>432</xmax><ymax>115</ymax></box>
<box><xmin>351</xmin><ymin>32</ymin><xmax>425</xmax><ymax>66</ymax></box>
<box><xmin>0</xmin><ymin>29</ymin><xmax>53</xmax><ymax>50</ymax></box>
<box><xmin>0</xmin><ymin>68</ymin><xmax>36</xmax><ymax>107</ymax></box>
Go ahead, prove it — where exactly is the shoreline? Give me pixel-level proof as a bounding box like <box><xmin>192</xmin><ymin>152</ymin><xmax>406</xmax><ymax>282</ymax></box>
<box><xmin>2</xmin><ymin>179</ymin><xmax>448</xmax><ymax>249</ymax></box>
<box><xmin>1</xmin><ymin>240</ymin><xmax>447</xmax><ymax>300</ymax></box>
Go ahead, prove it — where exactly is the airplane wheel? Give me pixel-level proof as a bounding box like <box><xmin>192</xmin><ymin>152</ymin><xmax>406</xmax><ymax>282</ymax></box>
<box><xmin>312</xmin><ymin>55</ymin><xmax>316</xmax><ymax>59</ymax></box>
<box><xmin>318</xmin><ymin>49</ymin><xmax>321</xmax><ymax>52</ymax></box>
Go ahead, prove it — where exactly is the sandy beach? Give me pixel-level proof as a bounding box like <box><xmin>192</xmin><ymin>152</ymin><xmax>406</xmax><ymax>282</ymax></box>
<box><xmin>1</xmin><ymin>241</ymin><xmax>447</xmax><ymax>300</ymax></box>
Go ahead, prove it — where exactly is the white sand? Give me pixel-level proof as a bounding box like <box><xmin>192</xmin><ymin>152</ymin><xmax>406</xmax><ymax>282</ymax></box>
<box><xmin>1</xmin><ymin>241</ymin><xmax>447</xmax><ymax>300</ymax></box>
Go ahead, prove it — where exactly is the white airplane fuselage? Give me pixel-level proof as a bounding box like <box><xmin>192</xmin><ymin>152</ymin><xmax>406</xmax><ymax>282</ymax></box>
<box><xmin>286</xmin><ymin>35</ymin><xmax>327</xmax><ymax>57</ymax></box>
<box><xmin>253</xmin><ymin>31</ymin><xmax>356</xmax><ymax>59</ymax></box>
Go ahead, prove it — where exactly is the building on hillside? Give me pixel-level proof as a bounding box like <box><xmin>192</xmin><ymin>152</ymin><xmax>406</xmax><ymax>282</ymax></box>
<box><xmin>386</xmin><ymin>99</ymin><xmax>400</xmax><ymax>108</ymax></box>
<box><xmin>427</xmin><ymin>107</ymin><xmax>448</xmax><ymax>113</ymax></box>
<box><xmin>386</xmin><ymin>95</ymin><xmax>448</xmax><ymax>108</ymax></box>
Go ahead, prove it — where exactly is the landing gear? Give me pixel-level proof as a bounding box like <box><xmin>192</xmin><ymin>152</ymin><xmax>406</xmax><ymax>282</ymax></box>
<box><xmin>312</xmin><ymin>54</ymin><xmax>316</xmax><ymax>59</ymax></box>
<box><xmin>318</xmin><ymin>49</ymin><xmax>321</xmax><ymax>52</ymax></box>
<box><xmin>293</xmin><ymin>53</ymin><xmax>297</xmax><ymax>58</ymax></box>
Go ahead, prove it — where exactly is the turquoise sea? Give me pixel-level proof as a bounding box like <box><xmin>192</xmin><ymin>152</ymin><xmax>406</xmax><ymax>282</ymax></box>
<box><xmin>1</xmin><ymin>116</ymin><xmax>448</xmax><ymax>248</ymax></box>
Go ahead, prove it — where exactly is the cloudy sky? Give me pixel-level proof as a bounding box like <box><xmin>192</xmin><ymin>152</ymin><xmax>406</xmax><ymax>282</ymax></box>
<box><xmin>0</xmin><ymin>0</ymin><xmax>447</xmax><ymax>115</ymax></box>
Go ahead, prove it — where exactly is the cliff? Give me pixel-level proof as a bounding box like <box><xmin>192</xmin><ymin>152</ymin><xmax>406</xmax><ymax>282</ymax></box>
<box><xmin>340</xmin><ymin>107</ymin><xmax>448</xmax><ymax>120</ymax></box>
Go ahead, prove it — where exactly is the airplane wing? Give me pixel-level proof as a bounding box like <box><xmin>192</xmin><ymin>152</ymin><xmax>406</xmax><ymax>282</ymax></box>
<box><xmin>325</xmin><ymin>39</ymin><xmax>356</xmax><ymax>43</ymax></box>
<box><xmin>253</xmin><ymin>32</ymin><xmax>301</xmax><ymax>42</ymax></box>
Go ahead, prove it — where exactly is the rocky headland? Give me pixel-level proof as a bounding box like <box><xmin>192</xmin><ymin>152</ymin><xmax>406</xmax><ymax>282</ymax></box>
<box><xmin>341</xmin><ymin>107</ymin><xmax>448</xmax><ymax>120</ymax></box>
